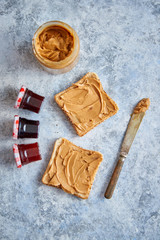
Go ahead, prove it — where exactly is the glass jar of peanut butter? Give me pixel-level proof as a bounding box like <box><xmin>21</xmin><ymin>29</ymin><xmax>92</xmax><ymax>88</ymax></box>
<box><xmin>32</xmin><ymin>21</ymin><xmax>80</xmax><ymax>74</ymax></box>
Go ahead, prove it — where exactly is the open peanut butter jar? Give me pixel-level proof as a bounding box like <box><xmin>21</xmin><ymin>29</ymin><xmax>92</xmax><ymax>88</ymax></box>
<box><xmin>32</xmin><ymin>21</ymin><xmax>80</xmax><ymax>74</ymax></box>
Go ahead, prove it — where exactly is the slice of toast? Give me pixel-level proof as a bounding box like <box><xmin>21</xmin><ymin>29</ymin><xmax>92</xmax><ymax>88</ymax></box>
<box><xmin>42</xmin><ymin>138</ymin><xmax>103</xmax><ymax>199</ymax></box>
<box><xmin>55</xmin><ymin>72</ymin><xmax>119</xmax><ymax>136</ymax></box>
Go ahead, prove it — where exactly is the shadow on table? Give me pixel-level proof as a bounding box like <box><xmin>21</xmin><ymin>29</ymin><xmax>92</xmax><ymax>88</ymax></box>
<box><xmin>1</xmin><ymin>146</ymin><xmax>15</xmax><ymax>167</ymax></box>
<box><xmin>0</xmin><ymin>119</ymin><xmax>14</xmax><ymax>139</ymax></box>
<box><xmin>0</xmin><ymin>86</ymin><xmax>18</xmax><ymax>107</ymax></box>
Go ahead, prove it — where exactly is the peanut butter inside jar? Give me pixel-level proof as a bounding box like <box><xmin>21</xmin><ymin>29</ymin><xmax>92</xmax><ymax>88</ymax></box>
<box><xmin>32</xmin><ymin>21</ymin><xmax>80</xmax><ymax>74</ymax></box>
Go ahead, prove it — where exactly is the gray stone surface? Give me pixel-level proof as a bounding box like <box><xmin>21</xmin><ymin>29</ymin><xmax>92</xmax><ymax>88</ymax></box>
<box><xmin>0</xmin><ymin>0</ymin><xmax>160</xmax><ymax>239</ymax></box>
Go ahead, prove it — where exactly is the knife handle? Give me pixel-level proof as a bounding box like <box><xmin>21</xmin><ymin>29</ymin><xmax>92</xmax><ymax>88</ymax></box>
<box><xmin>105</xmin><ymin>155</ymin><xmax>125</xmax><ymax>199</ymax></box>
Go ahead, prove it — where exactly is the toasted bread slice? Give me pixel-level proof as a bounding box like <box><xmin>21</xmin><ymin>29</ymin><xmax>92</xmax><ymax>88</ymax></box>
<box><xmin>42</xmin><ymin>138</ymin><xmax>103</xmax><ymax>199</ymax></box>
<box><xmin>55</xmin><ymin>72</ymin><xmax>118</xmax><ymax>136</ymax></box>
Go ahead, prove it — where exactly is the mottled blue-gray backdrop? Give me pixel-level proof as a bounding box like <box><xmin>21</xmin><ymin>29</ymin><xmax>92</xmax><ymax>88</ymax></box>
<box><xmin>0</xmin><ymin>0</ymin><xmax>160</xmax><ymax>239</ymax></box>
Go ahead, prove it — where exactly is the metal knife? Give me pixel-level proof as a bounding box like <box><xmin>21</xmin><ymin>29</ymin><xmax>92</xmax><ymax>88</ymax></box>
<box><xmin>105</xmin><ymin>98</ymin><xmax>150</xmax><ymax>199</ymax></box>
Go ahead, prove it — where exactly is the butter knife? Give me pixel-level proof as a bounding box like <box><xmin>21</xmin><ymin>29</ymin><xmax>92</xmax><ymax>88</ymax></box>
<box><xmin>105</xmin><ymin>98</ymin><xmax>150</xmax><ymax>199</ymax></box>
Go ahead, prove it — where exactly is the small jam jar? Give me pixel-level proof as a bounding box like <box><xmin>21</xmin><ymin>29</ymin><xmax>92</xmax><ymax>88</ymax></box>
<box><xmin>14</xmin><ymin>86</ymin><xmax>45</xmax><ymax>113</ymax></box>
<box><xmin>13</xmin><ymin>115</ymin><xmax>39</xmax><ymax>139</ymax></box>
<box><xmin>32</xmin><ymin>21</ymin><xmax>80</xmax><ymax>74</ymax></box>
<box><xmin>13</xmin><ymin>142</ymin><xmax>42</xmax><ymax>168</ymax></box>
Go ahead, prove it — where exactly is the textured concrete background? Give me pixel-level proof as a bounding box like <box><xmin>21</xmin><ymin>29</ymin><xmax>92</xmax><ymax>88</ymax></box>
<box><xmin>0</xmin><ymin>0</ymin><xmax>160</xmax><ymax>239</ymax></box>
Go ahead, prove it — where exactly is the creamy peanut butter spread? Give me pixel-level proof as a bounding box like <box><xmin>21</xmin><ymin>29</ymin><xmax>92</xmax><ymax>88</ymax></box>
<box><xmin>42</xmin><ymin>138</ymin><xmax>103</xmax><ymax>199</ymax></box>
<box><xmin>133</xmin><ymin>98</ymin><xmax>150</xmax><ymax>114</ymax></box>
<box><xmin>35</xmin><ymin>26</ymin><xmax>74</xmax><ymax>62</ymax></box>
<box><xmin>55</xmin><ymin>72</ymin><xmax>119</xmax><ymax>136</ymax></box>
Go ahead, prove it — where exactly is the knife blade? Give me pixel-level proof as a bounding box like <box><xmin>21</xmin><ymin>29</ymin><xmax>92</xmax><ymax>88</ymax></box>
<box><xmin>105</xmin><ymin>98</ymin><xmax>150</xmax><ymax>199</ymax></box>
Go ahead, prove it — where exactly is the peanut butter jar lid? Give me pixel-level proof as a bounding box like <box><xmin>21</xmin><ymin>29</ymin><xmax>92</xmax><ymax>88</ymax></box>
<box><xmin>13</xmin><ymin>144</ymin><xmax>22</xmax><ymax>168</ymax></box>
<box><xmin>13</xmin><ymin>115</ymin><xmax>19</xmax><ymax>140</ymax></box>
<box><xmin>14</xmin><ymin>86</ymin><xmax>26</xmax><ymax>109</ymax></box>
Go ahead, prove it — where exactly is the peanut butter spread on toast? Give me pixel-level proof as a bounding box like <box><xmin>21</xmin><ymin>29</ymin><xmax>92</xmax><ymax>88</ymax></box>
<box><xmin>55</xmin><ymin>73</ymin><xmax>119</xmax><ymax>136</ymax></box>
<box><xmin>42</xmin><ymin>138</ymin><xmax>103</xmax><ymax>199</ymax></box>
